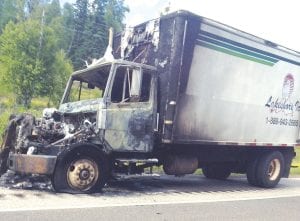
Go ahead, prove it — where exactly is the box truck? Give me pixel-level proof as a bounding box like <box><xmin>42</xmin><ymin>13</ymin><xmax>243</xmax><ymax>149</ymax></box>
<box><xmin>0</xmin><ymin>11</ymin><xmax>299</xmax><ymax>193</ymax></box>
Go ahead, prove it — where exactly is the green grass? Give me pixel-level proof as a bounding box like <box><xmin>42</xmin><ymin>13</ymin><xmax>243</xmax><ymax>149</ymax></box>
<box><xmin>291</xmin><ymin>148</ymin><xmax>300</xmax><ymax>175</ymax></box>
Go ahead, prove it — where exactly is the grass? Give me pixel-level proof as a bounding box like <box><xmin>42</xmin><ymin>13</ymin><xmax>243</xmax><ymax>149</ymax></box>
<box><xmin>290</xmin><ymin>148</ymin><xmax>300</xmax><ymax>176</ymax></box>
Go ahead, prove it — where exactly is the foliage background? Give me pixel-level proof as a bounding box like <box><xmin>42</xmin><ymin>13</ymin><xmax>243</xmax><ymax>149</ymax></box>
<box><xmin>0</xmin><ymin>0</ymin><xmax>128</xmax><ymax>136</ymax></box>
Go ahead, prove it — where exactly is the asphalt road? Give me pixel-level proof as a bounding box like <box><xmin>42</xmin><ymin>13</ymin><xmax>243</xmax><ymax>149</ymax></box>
<box><xmin>1</xmin><ymin>197</ymin><xmax>299</xmax><ymax>221</ymax></box>
<box><xmin>0</xmin><ymin>174</ymin><xmax>300</xmax><ymax>220</ymax></box>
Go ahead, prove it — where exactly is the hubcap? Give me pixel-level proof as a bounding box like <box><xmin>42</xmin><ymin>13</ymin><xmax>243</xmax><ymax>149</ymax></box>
<box><xmin>268</xmin><ymin>159</ymin><xmax>281</xmax><ymax>181</ymax></box>
<box><xmin>67</xmin><ymin>158</ymin><xmax>99</xmax><ymax>191</ymax></box>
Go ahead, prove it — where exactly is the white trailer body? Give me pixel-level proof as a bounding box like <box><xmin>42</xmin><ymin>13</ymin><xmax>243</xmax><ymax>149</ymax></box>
<box><xmin>174</xmin><ymin>19</ymin><xmax>300</xmax><ymax>146</ymax></box>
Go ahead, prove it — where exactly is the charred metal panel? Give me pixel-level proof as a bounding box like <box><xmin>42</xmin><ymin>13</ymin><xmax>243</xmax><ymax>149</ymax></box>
<box><xmin>113</xmin><ymin>11</ymin><xmax>202</xmax><ymax>144</ymax></box>
<box><xmin>0</xmin><ymin>114</ymin><xmax>37</xmax><ymax>175</ymax></box>
<box><xmin>8</xmin><ymin>153</ymin><xmax>57</xmax><ymax>175</ymax></box>
<box><xmin>104</xmin><ymin>103</ymin><xmax>154</xmax><ymax>152</ymax></box>
<box><xmin>113</xmin><ymin>20</ymin><xmax>159</xmax><ymax>65</ymax></box>
<box><xmin>159</xmin><ymin>15</ymin><xmax>201</xmax><ymax>142</ymax></box>
<box><xmin>178</xmin><ymin>18</ymin><xmax>202</xmax><ymax>94</ymax></box>
<box><xmin>113</xmin><ymin>16</ymin><xmax>173</xmax><ymax>143</ymax></box>
<box><xmin>59</xmin><ymin>99</ymin><xmax>104</xmax><ymax>114</ymax></box>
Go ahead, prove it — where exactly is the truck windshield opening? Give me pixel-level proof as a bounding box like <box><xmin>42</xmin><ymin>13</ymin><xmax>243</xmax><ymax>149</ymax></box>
<box><xmin>64</xmin><ymin>65</ymin><xmax>111</xmax><ymax>103</ymax></box>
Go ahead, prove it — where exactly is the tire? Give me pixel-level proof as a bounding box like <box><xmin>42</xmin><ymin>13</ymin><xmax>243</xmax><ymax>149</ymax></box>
<box><xmin>246</xmin><ymin>157</ymin><xmax>259</xmax><ymax>186</ymax></box>
<box><xmin>255</xmin><ymin>151</ymin><xmax>284</xmax><ymax>188</ymax></box>
<box><xmin>202</xmin><ymin>164</ymin><xmax>231</xmax><ymax>180</ymax></box>
<box><xmin>52</xmin><ymin>148</ymin><xmax>109</xmax><ymax>194</ymax></box>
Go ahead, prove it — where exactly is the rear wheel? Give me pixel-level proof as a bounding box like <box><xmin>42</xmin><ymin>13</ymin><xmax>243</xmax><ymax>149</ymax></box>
<box><xmin>246</xmin><ymin>157</ymin><xmax>259</xmax><ymax>186</ymax></box>
<box><xmin>202</xmin><ymin>164</ymin><xmax>231</xmax><ymax>180</ymax></box>
<box><xmin>255</xmin><ymin>151</ymin><xmax>284</xmax><ymax>188</ymax></box>
<box><xmin>52</xmin><ymin>148</ymin><xmax>109</xmax><ymax>193</ymax></box>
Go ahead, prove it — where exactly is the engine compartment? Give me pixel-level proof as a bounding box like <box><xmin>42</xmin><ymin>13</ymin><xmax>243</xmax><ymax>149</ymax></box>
<box><xmin>2</xmin><ymin>108</ymin><xmax>98</xmax><ymax>157</ymax></box>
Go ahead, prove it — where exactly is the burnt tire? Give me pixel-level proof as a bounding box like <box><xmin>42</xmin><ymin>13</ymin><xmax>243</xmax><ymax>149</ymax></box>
<box><xmin>202</xmin><ymin>164</ymin><xmax>231</xmax><ymax>180</ymax></box>
<box><xmin>246</xmin><ymin>157</ymin><xmax>259</xmax><ymax>186</ymax></box>
<box><xmin>52</xmin><ymin>148</ymin><xmax>109</xmax><ymax>194</ymax></box>
<box><xmin>255</xmin><ymin>151</ymin><xmax>284</xmax><ymax>188</ymax></box>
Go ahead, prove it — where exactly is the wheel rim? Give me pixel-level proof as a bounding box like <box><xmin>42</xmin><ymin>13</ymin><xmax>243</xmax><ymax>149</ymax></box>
<box><xmin>268</xmin><ymin>159</ymin><xmax>281</xmax><ymax>181</ymax></box>
<box><xmin>67</xmin><ymin>158</ymin><xmax>99</xmax><ymax>191</ymax></box>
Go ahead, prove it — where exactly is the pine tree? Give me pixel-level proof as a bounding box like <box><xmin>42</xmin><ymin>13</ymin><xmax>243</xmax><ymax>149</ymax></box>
<box><xmin>68</xmin><ymin>0</ymin><xmax>129</xmax><ymax>70</ymax></box>
<box><xmin>62</xmin><ymin>3</ymin><xmax>75</xmax><ymax>54</ymax></box>
<box><xmin>0</xmin><ymin>0</ymin><xmax>26</xmax><ymax>33</ymax></box>
<box><xmin>69</xmin><ymin>0</ymin><xmax>89</xmax><ymax>69</ymax></box>
<box><xmin>45</xmin><ymin>0</ymin><xmax>61</xmax><ymax>24</ymax></box>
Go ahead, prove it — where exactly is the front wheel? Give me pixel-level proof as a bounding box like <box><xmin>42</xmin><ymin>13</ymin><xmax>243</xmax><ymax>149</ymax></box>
<box><xmin>52</xmin><ymin>149</ymin><xmax>109</xmax><ymax>193</ymax></box>
<box><xmin>66</xmin><ymin>157</ymin><xmax>100</xmax><ymax>192</ymax></box>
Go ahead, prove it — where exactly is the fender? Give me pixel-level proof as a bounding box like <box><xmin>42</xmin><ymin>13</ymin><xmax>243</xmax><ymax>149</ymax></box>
<box><xmin>54</xmin><ymin>143</ymin><xmax>111</xmax><ymax>175</ymax></box>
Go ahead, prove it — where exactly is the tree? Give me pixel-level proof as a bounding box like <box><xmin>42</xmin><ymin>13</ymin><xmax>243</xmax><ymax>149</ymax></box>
<box><xmin>0</xmin><ymin>0</ymin><xmax>26</xmax><ymax>33</ymax></box>
<box><xmin>62</xmin><ymin>3</ymin><xmax>75</xmax><ymax>53</ymax></box>
<box><xmin>69</xmin><ymin>0</ymin><xmax>129</xmax><ymax>70</ymax></box>
<box><xmin>0</xmin><ymin>18</ymin><xmax>72</xmax><ymax>108</ymax></box>
<box><xmin>0</xmin><ymin>0</ymin><xmax>128</xmax><ymax>107</ymax></box>
<box><xmin>48</xmin><ymin>50</ymin><xmax>73</xmax><ymax>105</ymax></box>
<box><xmin>69</xmin><ymin>0</ymin><xmax>89</xmax><ymax>69</ymax></box>
<box><xmin>104</xmin><ymin>0</ymin><xmax>128</xmax><ymax>32</ymax></box>
<box><xmin>0</xmin><ymin>20</ymin><xmax>43</xmax><ymax>107</ymax></box>
<box><xmin>45</xmin><ymin>0</ymin><xmax>61</xmax><ymax>24</ymax></box>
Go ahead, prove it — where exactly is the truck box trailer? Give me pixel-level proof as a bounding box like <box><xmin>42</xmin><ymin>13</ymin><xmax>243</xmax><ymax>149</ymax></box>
<box><xmin>1</xmin><ymin>10</ymin><xmax>299</xmax><ymax>193</ymax></box>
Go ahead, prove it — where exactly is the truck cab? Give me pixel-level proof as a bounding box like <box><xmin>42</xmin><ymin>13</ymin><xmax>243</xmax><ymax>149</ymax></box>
<box><xmin>59</xmin><ymin>60</ymin><xmax>157</xmax><ymax>153</ymax></box>
<box><xmin>4</xmin><ymin>59</ymin><xmax>158</xmax><ymax>193</ymax></box>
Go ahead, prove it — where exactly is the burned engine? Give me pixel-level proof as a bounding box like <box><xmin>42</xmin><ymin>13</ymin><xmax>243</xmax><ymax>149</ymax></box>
<box><xmin>2</xmin><ymin>108</ymin><xmax>98</xmax><ymax>156</ymax></box>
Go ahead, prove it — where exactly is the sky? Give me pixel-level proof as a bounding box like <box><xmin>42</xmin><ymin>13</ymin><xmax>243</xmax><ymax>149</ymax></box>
<box><xmin>60</xmin><ymin>0</ymin><xmax>300</xmax><ymax>52</ymax></box>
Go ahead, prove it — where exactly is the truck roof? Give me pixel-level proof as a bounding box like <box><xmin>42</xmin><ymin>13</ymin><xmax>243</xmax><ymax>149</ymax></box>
<box><xmin>71</xmin><ymin>59</ymin><xmax>157</xmax><ymax>78</ymax></box>
<box><xmin>159</xmin><ymin>10</ymin><xmax>300</xmax><ymax>57</ymax></box>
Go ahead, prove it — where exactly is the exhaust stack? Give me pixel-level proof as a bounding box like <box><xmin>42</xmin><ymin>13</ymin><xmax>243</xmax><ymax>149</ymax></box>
<box><xmin>108</xmin><ymin>27</ymin><xmax>114</xmax><ymax>49</ymax></box>
<box><xmin>104</xmin><ymin>27</ymin><xmax>114</xmax><ymax>60</ymax></box>
<box><xmin>85</xmin><ymin>27</ymin><xmax>114</xmax><ymax>67</ymax></box>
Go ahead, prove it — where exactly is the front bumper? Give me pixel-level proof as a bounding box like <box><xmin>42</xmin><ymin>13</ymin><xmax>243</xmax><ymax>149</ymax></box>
<box><xmin>8</xmin><ymin>153</ymin><xmax>57</xmax><ymax>175</ymax></box>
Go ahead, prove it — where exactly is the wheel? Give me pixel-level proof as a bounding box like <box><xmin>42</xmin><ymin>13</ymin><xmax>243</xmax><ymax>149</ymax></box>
<box><xmin>52</xmin><ymin>148</ymin><xmax>109</xmax><ymax>193</ymax></box>
<box><xmin>202</xmin><ymin>163</ymin><xmax>231</xmax><ymax>180</ymax></box>
<box><xmin>255</xmin><ymin>151</ymin><xmax>284</xmax><ymax>188</ymax></box>
<box><xmin>246</xmin><ymin>157</ymin><xmax>259</xmax><ymax>186</ymax></box>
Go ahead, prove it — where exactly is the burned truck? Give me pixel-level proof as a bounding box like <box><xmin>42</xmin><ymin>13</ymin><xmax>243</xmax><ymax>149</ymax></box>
<box><xmin>0</xmin><ymin>11</ymin><xmax>299</xmax><ymax>193</ymax></box>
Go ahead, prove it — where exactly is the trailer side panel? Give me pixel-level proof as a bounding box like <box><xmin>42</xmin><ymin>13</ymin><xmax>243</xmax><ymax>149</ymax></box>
<box><xmin>173</xmin><ymin>20</ymin><xmax>300</xmax><ymax>145</ymax></box>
